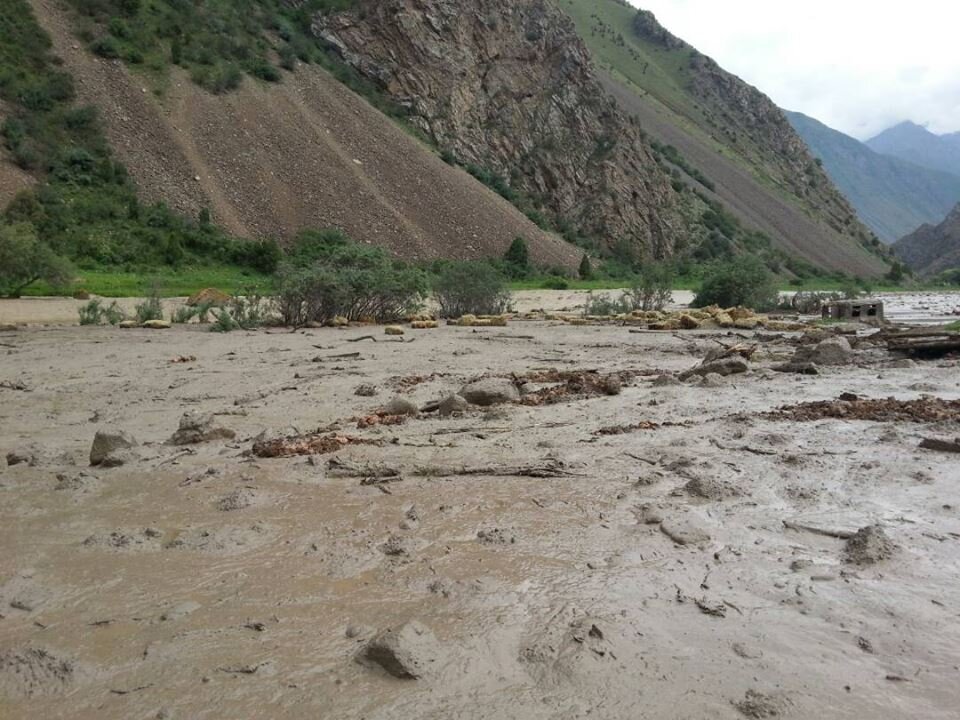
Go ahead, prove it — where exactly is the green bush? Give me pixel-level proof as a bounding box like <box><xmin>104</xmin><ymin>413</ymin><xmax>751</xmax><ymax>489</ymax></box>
<box><xmin>432</xmin><ymin>261</ymin><xmax>511</xmax><ymax>318</ymax></box>
<box><xmin>275</xmin><ymin>232</ymin><xmax>427</xmax><ymax>327</ymax></box>
<box><xmin>692</xmin><ymin>256</ymin><xmax>780</xmax><ymax>310</ymax></box>
<box><xmin>583</xmin><ymin>291</ymin><xmax>631</xmax><ymax>317</ymax></box>
<box><xmin>0</xmin><ymin>223</ymin><xmax>74</xmax><ymax>297</ymax></box>
<box><xmin>134</xmin><ymin>290</ymin><xmax>163</xmax><ymax>323</ymax></box>
<box><xmin>625</xmin><ymin>262</ymin><xmax>674</xmax><ymax>311</ymax></box>
<box><xmin>541</xmin><ymin>276</ymin><xmax>569</xmax><ymax>290</ymax></box>
<box><xmin>78</xmin><ymin>299</ymin><xmax>105</xmax><ymax>325</ymax></box>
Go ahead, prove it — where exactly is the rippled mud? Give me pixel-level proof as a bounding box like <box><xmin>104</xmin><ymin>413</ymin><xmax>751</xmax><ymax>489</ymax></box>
<box><xmin>2</xmin><ymin>318</ymin><xmax>959</xmax><ymax>718</ymax></box>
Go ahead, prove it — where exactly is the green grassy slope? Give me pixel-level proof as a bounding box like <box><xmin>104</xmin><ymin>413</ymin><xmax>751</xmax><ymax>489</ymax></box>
<box><xmin>556</xmin><ymin>0</ymin><xmax>889</xmax><ymax>277</ymax></box>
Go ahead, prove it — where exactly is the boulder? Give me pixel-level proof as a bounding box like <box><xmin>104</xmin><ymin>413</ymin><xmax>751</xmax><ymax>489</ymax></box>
<box><xmin>410</xmin><ymin>320</ymin><xmax>438</xmax><ymax>329</ymax></box>
<box><xmin>354</xmin><ymin>384</ymin><xmax>379</xmax><ymax>397</ymax></box>
<box><xmin>600</xmin><ymin>375</ymin><xmax>622</xmax><ymax>396</ymax></box>
<box><xmin>90</xmin><ymin>429</ymin><xmax>137</xmax><ymax>466</ymax></box>
<box><xmin>169</xmin><ymin>411</ymin><xmax>236</xmax><ymax>445</ymax></box>
<box><xmin>773</xmin><ymin>362</ymin><xmax>819</xmax><ymax>375</ymax></box>
<box><xmin>660</xmin><ymin>517</ymin><xmax>711</xmax><ymax>546</ymax></box>
<box><xmin>142</xmin><ymin>320</ymin><xmax>171</xmax><ymax>330</ymax></box>
<box><xmin>459</xmin><ymin>378</ymin><xmax>520</xmax><ymax>406</ymax></box>
<box><xmin>438</xmin><ymin>394</ymin><xmax>469</xmax><ymax>417</ymax></box>
<box><xmin>385</xmin><ymin>326</ymin><xmax>405</xmax><ymax>336</ymax></box>
<box><xmin>652</xmin><ymin>374</ymin><xmax>681</xmax><ymax>387</ymax></box>
<box><xmin>795</xmin><ymin>336</ymin><xmax>852</xmax><ymax>366</ymax></box>
<box><xmin>678</xmin><ymin>314</ymin><xmax>701</xmax><ymax>330</ymax></box>
<box><xmin>383</xmin><ymin>397</ymin><xmax>419</xmax><ymax>417</ymax></box>
<box><xmin>118</xmin><ymin>320</ymin><xmax>138</xmax><ymax>329</ymax></box>
<box><xmin>361</xmin><ymin>621</ymin><xmax>440</xmax><ymax>679</ymax></box>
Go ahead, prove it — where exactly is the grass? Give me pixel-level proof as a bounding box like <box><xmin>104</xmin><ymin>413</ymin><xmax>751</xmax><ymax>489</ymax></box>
<box><xmin>946</xmin><ymin>320</ymin><xmax>960</xmax><ymax>332</ymax></box>
<box><xmin>22</xmin><ymin>266</ymin><xmax>272</xmax><ymax>298</ymax></box>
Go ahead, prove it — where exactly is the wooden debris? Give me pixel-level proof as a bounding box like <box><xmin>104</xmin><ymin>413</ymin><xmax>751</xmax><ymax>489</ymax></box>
<box><xmin>413</xmin><ymin>458</ymin><xmax>577</xmax><ymax>478</ymax></box>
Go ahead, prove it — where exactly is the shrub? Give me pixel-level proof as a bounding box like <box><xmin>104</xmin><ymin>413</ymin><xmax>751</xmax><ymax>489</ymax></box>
<box><xmin>583</xmin><ymin>292</ymin><xmax>631</xmax><ymax>317</ymax></box>
<box><xmin>79</xmin><ymin>298</ymin><xmax>126</xmax><ymax>325</ymax></box>
<box><xmin>541</xmin><ymin>276</ymin><xmax>569</xmax><ymax>290</ymax></box>
<box><xmin>172</xmin><ymin>305</ymin><xmax>199</xmax><ymax>324</ymax></box>
<box><xmin>692</xmin><ymin>256</ymin><xmax>780</xmax><ymax>310</ymax></box>
<box><xmin>275</xmin><ymin>233</ymin><xmax>427</xmax><ymax>327</ymax></box>
<box><xmin>625</xmin><ymin>262</ymin><xmax>674</xmax><ymax>311</ymax></box>
<box><xmin>503</xmin><ymin>236</ymin><xmax>532</xmax><ymax>279</ymax></box>
<box><xmin>78</xmin><ymin>299</ymin><xmax>104</xmax><ymax>325</ymax></box>
<box><xmin>211</xmin><ymin>308</ymin><xmax>239</xmax><ymax>333</ymax></box>
<box><xmin>0</xmin><ymin>223</ymin><xmax>74</xmax><ymax>297</ymax></box>
<box><xmin>433</xmin><ymin>261</ymin><xmax>511</xmax><ymax>318</ymax></box>
<box><xmin>134</xmin><ymin>287</ymin><xmax>164</xmax><ymax>323</ymax></box>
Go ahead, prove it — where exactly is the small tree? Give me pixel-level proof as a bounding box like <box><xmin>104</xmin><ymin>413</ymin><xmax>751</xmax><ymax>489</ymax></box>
<box><xmin>433</xmin><ymin>261</ymin><xmax>511</xmax><ymax>318</ymax></box>
<box><xmin>578</xmin><ymin>254</ymin><xmax>593</xmax><ymax>280</ymax></box>
<box><xmin>503</xmin><ymin>236</ymin><xmax>532</xmax><ymax>278</ymax></box>
<box><xmin>626</xmin><ymin>262</ymin><xmax>674</xmax><ymax>311</ymax></box>
<box><xmin>692</xmin><ymin>256</ymin><xmax>779</xmax><ymax>310</ymax></box>
<box><xmin>0</xmin><ymin>223</ymin><xmax>74</xmax><ymax>297</ymax></box>
<box><xmin>885</xmin><ymin>261</ymin><xmax>907</xmax><ymax>284</ymax></box>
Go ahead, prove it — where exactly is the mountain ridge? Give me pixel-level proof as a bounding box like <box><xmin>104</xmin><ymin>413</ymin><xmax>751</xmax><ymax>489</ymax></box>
<box><xmin>866</xmin><ymin>121</ymin><xmax>960</xmax><ymax>178</ymax></box>
<box><xmin>893</xmin><ymin>202</ymin><xmax>960</xmax><ymax>276</ymax></box>
<box><xmin>788</xmin><ymin>111</ymin><xmax>960</xmax><ymax>243</ymax></box>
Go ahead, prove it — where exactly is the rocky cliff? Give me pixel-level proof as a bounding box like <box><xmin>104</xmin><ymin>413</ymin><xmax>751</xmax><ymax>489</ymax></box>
<box><xmin>633</xmin><ymin>10</ymin><xmax>866</xmax><ymax>244</ymax></box>
<box><xmin>314</xmin><ymin>0</ymin><xmax>685</xmax><ymax>258</ymax></box>
<box><xmin>894</xmin><ymin>203</ymin><xmax>960</xmax><ymax>276</ymax></box>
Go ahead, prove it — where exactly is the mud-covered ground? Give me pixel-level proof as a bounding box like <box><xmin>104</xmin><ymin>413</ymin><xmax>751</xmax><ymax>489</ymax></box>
<box><xmin>2</xmin><ymin>306</ymin><xmax>960</xmax><ymax>719</ymax></box>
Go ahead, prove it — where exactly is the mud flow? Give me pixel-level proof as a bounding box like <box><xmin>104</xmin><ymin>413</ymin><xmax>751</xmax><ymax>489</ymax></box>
<box><xmin>2</xmin><ymin>299</ymin><xmax>960</xmax><ymax>718</ymax></box>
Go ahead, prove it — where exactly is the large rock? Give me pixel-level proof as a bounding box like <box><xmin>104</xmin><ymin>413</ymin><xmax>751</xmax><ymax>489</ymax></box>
<box><xmin>459</xmin><ymin>378</ymin><xmax>520</xmax><ymax>406</ymax></box>
<box><xmin>383</xmin><ymin>397</ymin><xmax>419</xmax><ymax>417</ymax></box>
<box><xmin>795</xmin><ymin>336</ymin><xmax>853</xmax><ymax>366</ymax></box>
<box><xmin>89</xmin><ymin>429</ymin><xmax>137</xmax><ymax>466</ymax></box>
<box><xmin>169</xmin><ymin>412</ymin><xmax>236</xmax><ymax>445</ymax></box>
<box><xmin>361</xmin><ymin>621</ymin><xmax>440</xmax><ymax>679</ymax></box>
<box><xmin>438</xmin><ymin>394</ymin><xmax>469</xmax><ymax>417</ymax></box>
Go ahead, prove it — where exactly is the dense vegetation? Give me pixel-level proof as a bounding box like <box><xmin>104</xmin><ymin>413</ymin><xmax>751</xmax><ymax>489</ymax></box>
<box><xmin>0</xmin><ymin>0</ymin><xmax>279</xmax><ymax>295</ymax></box>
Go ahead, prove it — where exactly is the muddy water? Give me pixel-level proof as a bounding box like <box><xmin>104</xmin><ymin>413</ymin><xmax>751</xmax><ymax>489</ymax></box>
<box><xmin>1</xmin><ymin>320</ymin><xmax>960</xmax><ymax>718</ymax></box>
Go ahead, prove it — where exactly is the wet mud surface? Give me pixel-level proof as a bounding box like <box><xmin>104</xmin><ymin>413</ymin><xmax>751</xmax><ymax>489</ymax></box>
<box><xmin>2</xmin><ymin>318</ymin><xmax>960</xmax><ymax>718</ymax></box>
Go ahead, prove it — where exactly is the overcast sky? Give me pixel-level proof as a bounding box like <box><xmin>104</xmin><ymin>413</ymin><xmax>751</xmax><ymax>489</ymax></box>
<box><xmin>630</xmin><ymin>1</ymin><xmax>960</xmax><ymax>140</ymax></box>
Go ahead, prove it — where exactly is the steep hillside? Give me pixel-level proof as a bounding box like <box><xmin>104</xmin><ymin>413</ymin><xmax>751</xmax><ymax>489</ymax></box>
<box><xmin>557</xmin><ymin>0</ymin><xmax>889</xmax><ymax>276</ymax></box>
<box><xmin>314</xmin><ymin>0</ymin><xmax>687</xmax><ymax>261</ymax></box>
<box><xmin>867</xmin><ymin>122</ymin><xmax>960</xmax><ymax>178</ymax></box>
<box><xmin>894</xmin><ymin>203</ymin><xmax>960</xmax><ymax>277</ymax></box>
<box><xmin>788</xmin><ymin>111</ymin><xmax>960</xmax><ymax>243</ymax></box>
<box><xmin>3</xmin><ymin>0</ymin><xmax>580</xmax><ymax>271</ymax></box>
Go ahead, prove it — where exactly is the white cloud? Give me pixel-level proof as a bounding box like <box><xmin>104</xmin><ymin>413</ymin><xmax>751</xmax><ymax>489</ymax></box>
<box><xmin>629</xmin><ymin>0</ymin><xmax>960</xmax><ymax>139</ymax></box>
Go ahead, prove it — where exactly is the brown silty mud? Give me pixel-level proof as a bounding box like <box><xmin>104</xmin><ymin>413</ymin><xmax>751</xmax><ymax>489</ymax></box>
<box><xmin>2</xmin><ymin>302</ymin><xmax>960</xmax><ymax>718</ymax></box>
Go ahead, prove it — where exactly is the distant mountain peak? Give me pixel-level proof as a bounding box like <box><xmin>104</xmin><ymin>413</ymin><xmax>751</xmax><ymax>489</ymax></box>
<box><xmin>866</xmin><ymin>118</ymin><xmax>960</xmax><ymax>178</ymax></box>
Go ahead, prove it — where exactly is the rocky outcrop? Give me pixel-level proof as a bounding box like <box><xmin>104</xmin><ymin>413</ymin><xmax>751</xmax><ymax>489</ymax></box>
<box><xmin>632</xmin><ymin>10</ymin><xmax>872</xmax><ymax>254</ymax></box>
<box><xmin>894</xmin><ymin>203</ymin><xmax>960</xmax><ymax>276</ymax></box>
<box><xmin>314</xmin><ymin>0</ymin><xmax>684</xmax><ymax>258</ymax></box>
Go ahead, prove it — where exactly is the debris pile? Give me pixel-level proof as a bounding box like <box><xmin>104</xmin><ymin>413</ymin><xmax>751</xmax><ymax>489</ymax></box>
<box><xmin>516</xmin><ymin>369</ymin><xmax>632</xmax><ymax>405</ymax></box>
<box><xmin>252</xmin><ymin>432</ymin><xmax>379</xmax><ymax>458</ymax></box>
<box><xmin>767</xmin><ymin>395</ymin><xmax>960</xmax><ymax>423</ymax></box>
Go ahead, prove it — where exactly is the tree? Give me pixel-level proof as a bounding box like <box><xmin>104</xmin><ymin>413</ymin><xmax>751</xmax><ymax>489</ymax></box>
<box><xmin>692</xmin><ymin>255</ymin><xmax>779</xmax><ymax>310</ymax></box>
<box><xmin>503</xmin><ymin>236</ymin><xmax>531</xmax><ymax>278</ymax></box>
<box><xmin>885</xmin><ymin>261</ymin><xmax>907</xmax><ymax>284</ymax></box>
<box><xmin>578</xmin><ymin>254</ymin><xmax>593</xmax><ymax>280</ymax></box>
<box><xmin>0</xmin><ymin>223</ymin><xmax>74</xmax><ymax>297</ymax></box>
<box><xmin>433</xmin><ymin>261</ymin><xmax>511</xmax><ymax>318</ymax></box>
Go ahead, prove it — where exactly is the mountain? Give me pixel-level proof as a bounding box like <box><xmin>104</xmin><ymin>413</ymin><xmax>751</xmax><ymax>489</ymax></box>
<box><xmin>893</xmin><ymin>203</ymin><xmax>960</xmax><ymax>276</ymax></box>
<box><xmin>555</xmin><ymin>0</ymin><xmax>888</xmax><ymax>276</ymax></box>
<box><xmin>787</xmin><ymin>112</ymin><xmax>960</xmax><ymax>242</ymax></box>
<box><xmin>866</xmin><ymin>121</ymin><xmax>960</xmax><ymax>178</ymax></box>
<box><xmin>1</xmin><ymin>0</ymin><xmax>892</xmax><ymax>278</ymax></box>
